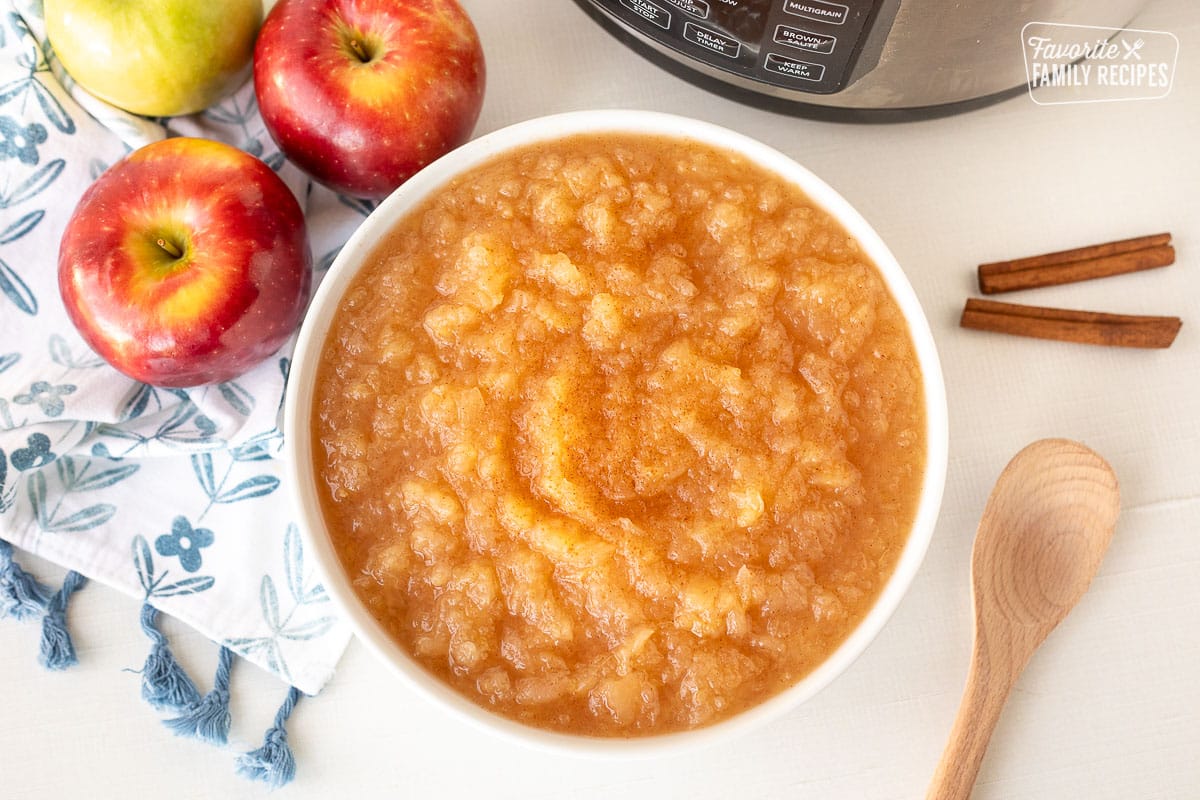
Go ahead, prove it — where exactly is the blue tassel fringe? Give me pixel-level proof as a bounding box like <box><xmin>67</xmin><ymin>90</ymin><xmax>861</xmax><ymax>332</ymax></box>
<box><xmin>237</xmin><ymin>686</ymin><xmax>304</xmax><ymax>788</ymax></box>
<box><xmin>39</xmin><ymin>570</ymin><xmax>87</xmax><ymax>670</ymax></box>
<box><xmin>164</xmin><ymin>645</ymin><xmax>234</xmax><ymax>745</ymax></box>
<box><xmin>0</xmin><ymin>540</ymin><xmax>52</xmax><ymax>621</ymax></box>
<box><xmin>6</xmin><ymin>545</ymin><xmax>312</xmax><ymax>786</ymax></box>
<box><xmin>136</xmin><ymin>604</ymin><xmax>202</xmax><ymax>711</ymax></box>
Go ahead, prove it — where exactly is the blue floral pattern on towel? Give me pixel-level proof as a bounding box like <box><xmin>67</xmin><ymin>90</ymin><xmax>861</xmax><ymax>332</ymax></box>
<box><xmin>0</xmin><ymin>2</ymin><xmax>362</xmax><ymax>694</ymax></box>
<box><xmin>0</xmin><ymin>115</ymin><xmax>47</xmax><ymax>164</ymax></box>
<box><xmin>226</xmin><ymin>524</ymin><xmax>337</xmax><ymax>683</ymax></box>
<box><xmin>155</xmin><ymin>517</ymin><xmax>215</xmax><ymax>574</ymax></box>
<box><xmin>14</xmin><ymin>380</ymin><xmax>75</xmax><ymax>417</ymax></box>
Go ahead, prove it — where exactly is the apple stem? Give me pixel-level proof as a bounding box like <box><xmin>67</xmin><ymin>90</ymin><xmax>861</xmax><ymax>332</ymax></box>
<box><xmin>349</xmin><ymin>37</ymin><xmax>371</xmax><ymax>63</ymax></box>
<box><xmin>156</xmin><ymin>238</ymin><xmax>183</xmax><ymax>259</ymax></box>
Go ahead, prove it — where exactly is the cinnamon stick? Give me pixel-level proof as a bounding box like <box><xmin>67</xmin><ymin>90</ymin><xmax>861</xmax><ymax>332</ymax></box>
<box><xmin>960</xmin><ymin>298</ymin><xmax>1181</xmax><ymax>348</ymax></box>
<box><xmin>978</xmin><ymin>233</ymin><xmax>1174</xmax><ymax>294</ymax></box>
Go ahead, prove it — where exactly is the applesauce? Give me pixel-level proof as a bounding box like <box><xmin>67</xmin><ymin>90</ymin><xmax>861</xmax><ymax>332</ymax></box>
<box><xmin>312</xmin><ymin>133</ymin><xmax>926</xmax><ymax>736</ymax></box>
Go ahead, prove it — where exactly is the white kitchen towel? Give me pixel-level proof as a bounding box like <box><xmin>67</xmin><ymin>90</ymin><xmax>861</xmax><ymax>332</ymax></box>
<box><xmin>0</xmin><ymin>0</ymin><xmax>368</xmax><ymax>742</ymax></box>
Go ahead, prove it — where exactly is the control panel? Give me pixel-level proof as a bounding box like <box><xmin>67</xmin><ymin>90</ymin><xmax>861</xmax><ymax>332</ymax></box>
<box><xmin>593</xmin><ymin>0</ymin><xmax>883</xmax><ymax>94</ymax></box>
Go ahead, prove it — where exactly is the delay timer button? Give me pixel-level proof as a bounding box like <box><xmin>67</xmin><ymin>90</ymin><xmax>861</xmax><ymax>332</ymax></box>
<box><xmin>683</xmin><ymin>21</ymin><xmax>741</xmax><ymax>58</ymax></box>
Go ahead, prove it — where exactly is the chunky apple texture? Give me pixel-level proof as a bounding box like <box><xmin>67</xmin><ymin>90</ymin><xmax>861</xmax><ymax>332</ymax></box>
<box><xmin>314</xmin><ymin>135</ymin><xmax>926</xmax><ymax>735</ymax></box>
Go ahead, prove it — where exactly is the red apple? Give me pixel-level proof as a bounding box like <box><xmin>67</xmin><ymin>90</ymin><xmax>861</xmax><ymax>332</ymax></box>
<box><xmin>254</xmin><ymin>0</ymin><xmax>486</xmax><ymax>200</ymax></box>
<box><xmin>58</xmin><ymin>138</ymin><xmax>312</xmax><ymax>388</ymax></box>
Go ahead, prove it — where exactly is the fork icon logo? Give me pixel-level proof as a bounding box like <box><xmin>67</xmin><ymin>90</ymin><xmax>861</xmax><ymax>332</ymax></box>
<box><xmin>1022</xmin><ymin>22</ymin><xmax>1177</xmax><ymax>104</ymax></box>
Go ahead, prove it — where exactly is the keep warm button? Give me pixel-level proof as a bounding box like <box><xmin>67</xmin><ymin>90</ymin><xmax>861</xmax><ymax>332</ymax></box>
<box><xmin>683</xmin><ymin>22</ymin><xmax>741</xmax><ymax>58</ymax></box>
<box><xmin>763</xmin><ymin>52</ymin><xmax>826</xmax><ymax>82</ymax></box>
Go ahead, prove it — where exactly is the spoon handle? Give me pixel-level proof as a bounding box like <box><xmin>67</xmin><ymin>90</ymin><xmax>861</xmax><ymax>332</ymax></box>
<box><xmin>925</xmin><ymin>643</ymin><xmax>1018</xmax><ymax>800</ymax></box>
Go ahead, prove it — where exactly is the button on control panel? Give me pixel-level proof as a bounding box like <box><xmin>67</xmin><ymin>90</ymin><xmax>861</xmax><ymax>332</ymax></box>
<box><xmin>619</xmin><ymin>0</ymin><xmax>672</xmax><ymax>29</ymax></box>
<box><xmin>662</xmin><ymin>0</ymin><xmax>710</xmax><ymax>19</ymax></box>
<box><xmin>588</xmin><ymin>0</ymin><xmax>881</xmax><ymax>94</ymax></box>
<box><xmin>683</xmin><ymin>21</ymin><xmax>742</xmax><ymax>58</ymax></box>
<box><xmin>781</xmin><ymin>0</ymin><xmax>849</xmax><ymax>25</ymax></box>
<box><xmin>773</xmin><ymin>24</ymin><xmax>836</xmax><ymax>54</ymax></box>
<box><xmin>763</xmin><ymin>52</ymin><xmax>825</xmax><ymax>81</ymax></box>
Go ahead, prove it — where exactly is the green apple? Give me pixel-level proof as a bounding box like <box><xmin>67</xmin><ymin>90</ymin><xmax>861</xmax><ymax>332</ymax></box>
<box><xmin>45</xmin><ymin>0</ymin><xmax>262</xmax><ymax>117</ymax></box>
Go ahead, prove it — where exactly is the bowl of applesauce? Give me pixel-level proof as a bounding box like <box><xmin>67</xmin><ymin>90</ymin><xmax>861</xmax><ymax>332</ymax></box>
<box><xmin>284</xmin><ymin>110</ymin><xmax>948</xmax><ymax>754</ymax></box>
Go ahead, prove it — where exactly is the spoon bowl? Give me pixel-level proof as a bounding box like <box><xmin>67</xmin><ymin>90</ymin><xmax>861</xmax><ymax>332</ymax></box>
<box><xmin>927</xmin><ymin>438</ymin><xmax>1120</xmax><ymax>799</ymax></box>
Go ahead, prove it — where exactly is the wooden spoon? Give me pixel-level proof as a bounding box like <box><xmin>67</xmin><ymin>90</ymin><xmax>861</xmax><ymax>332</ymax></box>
<box><xmin>926</xmin><ymin>438</ymin><xmax>1120</xmax><ymax>800</ymax></box>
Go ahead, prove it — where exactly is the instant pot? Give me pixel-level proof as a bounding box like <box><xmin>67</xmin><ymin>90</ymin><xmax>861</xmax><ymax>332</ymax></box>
<box><xmin>573</xmin><ymin>0</ymin><xmax>1150</xmax><ymax>120</ymax></box>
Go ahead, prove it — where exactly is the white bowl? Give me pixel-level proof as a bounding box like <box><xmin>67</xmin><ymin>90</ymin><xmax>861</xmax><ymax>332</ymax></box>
<box><xmin>283</xmin><ymin>109</ymin><xmax>948</xmax><ymax>757</ymax></box>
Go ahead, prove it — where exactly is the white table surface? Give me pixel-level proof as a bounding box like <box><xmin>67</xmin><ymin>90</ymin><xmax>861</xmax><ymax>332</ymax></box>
<box><xmin>3</xmin><ymin>1</ymin><xmax>1199</xmax><ymax>798</ymax></box>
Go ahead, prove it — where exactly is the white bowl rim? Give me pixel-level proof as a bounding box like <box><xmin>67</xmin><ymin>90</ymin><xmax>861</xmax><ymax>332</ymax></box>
<box><xmin>283</xmin><ymin>108</ymin><xmax>949</xmax><ymax>758</ymax></box>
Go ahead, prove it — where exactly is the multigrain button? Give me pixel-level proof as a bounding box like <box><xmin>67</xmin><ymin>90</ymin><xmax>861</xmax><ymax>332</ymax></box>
<box><xmin>683</xmin><ymin>21</ymin><xmax>741</xmax><ymax>58</ymax></box>
<box><xmin>619</xmin><ymin>0</ymin><xmax>671</xmax><ymax>29</ymax></box>
<box><xmin>663</xmin><ymin>0</ymin><xmax>710</xmax><ymax>19</ymax></box>
<box><xmin>764</xmin><ymin>52</ymin><xmax>826</xmax><ymax>81</ymax></box>
<box><xmin>782</xmin><ymin>0</ymin><xmax>849</xmax><ymax>25</ymax></box>
<box><xmin>774</xmin><ymin>24</ymin><xmax>836</xmax><ymax>54</ymax></box>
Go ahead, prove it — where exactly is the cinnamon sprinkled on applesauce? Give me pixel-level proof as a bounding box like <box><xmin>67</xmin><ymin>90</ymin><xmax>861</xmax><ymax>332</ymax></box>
<box><xmin>313</xmin><ymin>134</ymin><xmax>925</xmax><ymax>735</ymax></box>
